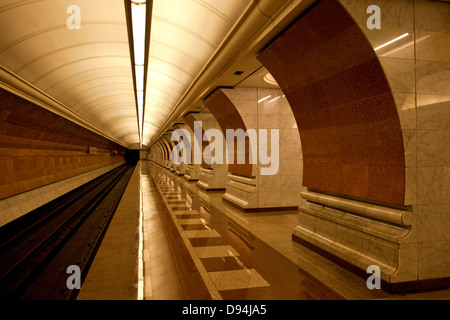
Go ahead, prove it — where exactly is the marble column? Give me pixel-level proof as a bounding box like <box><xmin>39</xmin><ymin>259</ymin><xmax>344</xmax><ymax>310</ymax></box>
<box><xmin>192</xmin><ymin>111</ymin><xmax>229</xmax><ymax>191</ymax></box>
<box><xmin>156</xmin><ymin>141</ymin><xmax>167</xmax><ymax>167</ymax></box>
<box><xmin>338</xmin><ymin>0</ymin><xmax>450</xmax><ymax>288</ymax></box>
<box><xmin>171</xmin><ymin>123</ymin><xmax>191</xmax><ymax>177</ymax></box>
<box><xmin>158</xmin><ymin>136</ymin><xmax>172</xmax><ymax>170</ymax></box>
<box><xmin>204</xmin><ymin>87</ymin><xmax>303</xmax><ymax>211</ymax></box>
<box><xmin>181</xmin><ymin>112</ymin><xmax>203</xmax><ymax>181</ymax></box>
<box><xmin>161</xmin><ymin>133</ymin><xmax>177</xmax><ymax>172</ymax></box>
<box><xmin>256</xmin><ymin>0</ymin><xmax>450</xmax><ymax>291</ymax></box>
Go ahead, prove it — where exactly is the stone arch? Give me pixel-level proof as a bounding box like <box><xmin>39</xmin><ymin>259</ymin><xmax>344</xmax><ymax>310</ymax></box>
<box><xmin>151</xmin><ymin>141</ymin><xmax>161</xmax><ymax>165</ymax></box>
<box><xmin>160</xmin><ymin>134</ymin><xmax>174</xmax><ymax>167</ymax></box>
<box><xmin>204</xmin><ymin>89</ymin><xmax>255</xmax><ymax>177</ymax></box>
<box><xmin>257</xmin><ymin>0</ymin><xmax>405</xmax><ymax>206</ymax></box>
<box><xmin>155</xmin><ymin>140</ymin><xmax>166</xmax><ymax>164</ymax></box>
<box><xmin>154</xmin><ymin>140</ymin><xmax>163</xmax><ymax>162</ymax></box>
<box><xmin>171</xmin><ymin>122</ymin><xmax>193</xmax><ymax>176</ymax></box>
<box><xmin>183</xmin><ymin>112</ymin><xmax>211</xmax><ymax>169</ymax></box>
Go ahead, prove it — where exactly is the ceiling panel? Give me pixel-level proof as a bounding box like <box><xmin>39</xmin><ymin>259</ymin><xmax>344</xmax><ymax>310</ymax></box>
<box><xmin>0</xmin><ymin>0</ymin><xmax>138</xmax><ymax>146</ymax></box>
<box><xmin>143</xmin><ymin>0</ymin><xmax>252</xmax><ymax>145</ymax></box>
<box><xmin>0</xmin><ymin>0</ymin><xmax>254</xmax><ymax>147</ymax></box>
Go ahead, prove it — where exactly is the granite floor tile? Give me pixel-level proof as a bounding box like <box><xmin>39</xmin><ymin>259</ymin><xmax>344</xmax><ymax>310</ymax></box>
<box><xmin>194</xmin><ymin>245</ymin><xmax>240</xmax><ymax>259</ymax></box>
<box><xmin>208</xmin><ymin>269</ymin><xmax>270</xmax><ymax>291</ymax></box>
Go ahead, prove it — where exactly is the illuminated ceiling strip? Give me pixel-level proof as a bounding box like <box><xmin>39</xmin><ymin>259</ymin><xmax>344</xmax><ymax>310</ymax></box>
<box><xmin>130</xmin><ymin>0</ymin><xmax>150</xmax><ymax>146</ymax></box>
<box><xmin>135</xmin><ymin>65</ymin><xmax>145</xmax><ymax>91</ymax></box>
<box><xmin>143</xmin><ymin>0</ymin><xmax>252</xmax><ymax>147</ymax></box>
<box><xmin>132</xmin><ymin>4</ymin><xmax>146</xmax><ymax>66</ymax></box>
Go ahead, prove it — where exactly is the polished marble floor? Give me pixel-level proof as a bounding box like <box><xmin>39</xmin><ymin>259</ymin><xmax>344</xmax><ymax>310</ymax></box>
<box><xmin>80</xmin><ymin>161</ymin><xmax>450</xmax><ymax>300</ymax></box>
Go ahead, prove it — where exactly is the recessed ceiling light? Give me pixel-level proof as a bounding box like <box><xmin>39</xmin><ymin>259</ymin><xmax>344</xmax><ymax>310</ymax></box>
<box><xmin>263</xmin><ymin>73</ymin><xmax>278</xmax><ymax>86</ymax></box>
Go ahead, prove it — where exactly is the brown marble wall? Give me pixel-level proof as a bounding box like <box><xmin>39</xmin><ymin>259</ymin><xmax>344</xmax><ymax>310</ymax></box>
<box><xmin>257</xmin><ymin>0</ymin><xmax>405</xmax><ymax>205</ymax></box>
<box><xmin>203</xmin><ymin>89</ymin><xmax>253</xmax><ymax>177</ymax></box>
<box><xmin>0</xmin><ymin>88</ymin><xmax>126</xmax><ymax>200</ymax></box>
<box><xmin>338</xmin><ymin>0</ymin><xmax>450</xmax><ymax>280</ymax></box>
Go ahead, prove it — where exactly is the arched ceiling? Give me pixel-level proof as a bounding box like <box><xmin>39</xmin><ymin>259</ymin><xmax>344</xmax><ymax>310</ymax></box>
<box><xmin>143</xmin><ymin>0</ymin><xmax>252</xmax><ymax>146</ymax></box>
<box><xmin>0</xmin><ymin>0</ymin><xmax>316</xmax><ymax>148</ymax></box>
<box><xmin>0</xmin><ymin>0</ymin><xmax>136</xmax><ymax>146</ymax></box>
<box><xmin>0</xmin><ymin>0</ymin><xmax>253</xmax><ymax>148</ymax></box>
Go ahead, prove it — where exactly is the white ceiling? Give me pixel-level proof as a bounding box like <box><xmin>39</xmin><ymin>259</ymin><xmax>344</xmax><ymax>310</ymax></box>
<box><xmin>0</xmin><ymin>0</ymin><xmax>312</xmax><ymax>148</ymax></box>
<box><xmin>0</xmin><ymin>0</ymin><xmax>137</xmax><ymax>146</ymax></box>
<box><xmin>143</xmin><ymin>0</ymin><xmax>252</xmax><ymax>146</ymax></box>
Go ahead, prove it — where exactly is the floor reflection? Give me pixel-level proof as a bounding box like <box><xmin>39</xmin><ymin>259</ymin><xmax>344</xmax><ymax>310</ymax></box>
<box><xmin>147</xmin><ymin>162</ymin><xmax>344</xmax><ymax>300</ymax></box>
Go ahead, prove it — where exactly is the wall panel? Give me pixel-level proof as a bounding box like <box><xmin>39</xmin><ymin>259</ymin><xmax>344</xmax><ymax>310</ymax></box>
<box><xmin>0</xmin><ymin>88</ymin><xmax>126</xmax><ymax>200</ymax></box>
<box><xmin>257</xmin><ymin>0</ymin><xmax>405</xmax><ymax>205</ymax></box>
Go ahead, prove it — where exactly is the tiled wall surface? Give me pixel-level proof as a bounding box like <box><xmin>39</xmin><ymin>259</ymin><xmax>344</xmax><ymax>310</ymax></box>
<box><xmin>150</xmin><ymin>0</ymin><xmax>449</xmax><ymax>283</ymax></box>
<box><xmin>0</xmin><ymin>161</ymin><xmax>125</xmax><ymax>227</ymax></box>
<box><xmin>255</xmin><ymin>0</ymin><xmax>449</xmax><ymax>283</ymax></box>
<box><xmin>0</xmin><ymin>88</ymin><xmax>125</xmax><ymax>200</ymax></box>
<box><xmin>257</xmin><ymin>0</ymin><xmax>406</xmax><ymax>206</ymax></box>
<box><xmin>204</xmin><ymin>89</ymin><xmax>253</xmax><ymax>177</ymax></box>
<box><xmin>190</xmin><ymin>111</ymin><xmax>229</xmax><ymax>190</ymax></box>
<box><xmin>219</xmin><ymin>87</ymin><xmax>303</xmax><ymax>208</ymax></box>
<box><xmin>339</xmin><ymin>0</ymin><xmax>450</xmax><ymax>283</ymax></box>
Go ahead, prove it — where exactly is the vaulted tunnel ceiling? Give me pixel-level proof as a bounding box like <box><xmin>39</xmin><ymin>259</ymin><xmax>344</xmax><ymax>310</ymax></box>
<box><xmin>0</xmin><ymin>0</ymin><xmax>136</xmax><ymax>145</ymax></box>
<box><xmin>0</xmin><ymin>0</ymin><xmax>310</xmax><ymax>148</ymax></box>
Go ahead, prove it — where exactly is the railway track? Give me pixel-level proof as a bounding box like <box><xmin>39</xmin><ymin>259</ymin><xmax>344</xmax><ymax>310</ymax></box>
<box><xmin>0</xmin><ymin>164</ymin><xmax>134</xmax><ymax>300</ymax></box>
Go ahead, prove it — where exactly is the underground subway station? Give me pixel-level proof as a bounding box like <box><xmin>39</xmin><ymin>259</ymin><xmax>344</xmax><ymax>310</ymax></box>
<box><xmin>0</xmin><ymin>0</ymin><xmax>449</xmax><ymax>305</ymax></box>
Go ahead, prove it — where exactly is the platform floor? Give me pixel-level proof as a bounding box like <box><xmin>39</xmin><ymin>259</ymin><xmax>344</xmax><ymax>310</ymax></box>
<box><xmin>78</xmin><ymin>161</ymin><xmax>450</xmax><ymax>300</ymax></box>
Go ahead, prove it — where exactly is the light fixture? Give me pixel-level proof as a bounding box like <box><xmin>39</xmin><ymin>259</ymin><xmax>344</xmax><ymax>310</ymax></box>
<box><xmin>135</xmin><ymin>65</ymin><xmax>144</xmax><ymax>91</ymax></box>
<box><xmin>138</xmin><ymin>104</ymin><xmax>143</xmax><ymax>141</ymax></box>
<box><xmin>129</xmin><ymin>0</ymin><xmax>149</xmax><ymax>147</ymax></box>
<box><xmin>132</xmin><ymin>2</ymin><xmax>146</xmax><ymax>65</ymax></box>
<box><xmin>258</xmin><ymin>95</ymin><xmax>272</xmax><ymax>103</ymax></box>
<box><xmin>137</xmin><ymin>90</ymin><xmax>144</xmax><ymax>106</ymax></box>
<box><xmin>268</xmin><ymin>96</ymin><xmax>281</xmax><ymax>103</ymax></box>
<box><xmin>374</xmin><ymin>33</ymin><xmax>409</xmax><ymax>51</ymax></box>
<box><xmin>263</xmin><ymin>73</ymin><xmax>278</xmax><ymax>87</ymax></box>
<box><xmin>381</xmin><ymin>35</ymin><xmax>431</xmax><ymax>57</ymax></box>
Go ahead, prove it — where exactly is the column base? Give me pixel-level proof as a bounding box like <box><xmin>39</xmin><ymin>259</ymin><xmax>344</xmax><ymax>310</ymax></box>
<box><xmin>292</xmin><ymin>230</ymin><xmax>450</xmax><ymax>293</ymax></box>
<box><xmin>291</xmin><ymin>190</ymin><xmax>428</xmax><ymax>292</ymax></box>
<box><xmin>223</xmin><ymin>173</ymin><xmax>298</xmax><ymax>212</ymax></box>
<box><xmin>222</xmin><ymin>174</ymin><xmax>257</xmax><ymax>210</ymax></box>
<box><xmin>196</xmin><ymin>166</ymin><xmax>227</xmax><ymax>191</ymax></box>
<box><xmin>183</xmin><ymin>165</ymin><xmax>201</xmax><ymax>181</ymax></box>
